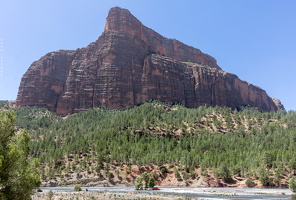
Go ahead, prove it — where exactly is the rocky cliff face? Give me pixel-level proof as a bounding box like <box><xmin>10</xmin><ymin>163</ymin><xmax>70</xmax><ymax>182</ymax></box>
<box><xmin>272</xmin><ymin>98</ymin><xmax>285</xmax><ymax>110</ymax></box>
<box><xmin>16</xmin><ymin>7</ymin><xmax>283</xmax><ymax>115</ymax></box>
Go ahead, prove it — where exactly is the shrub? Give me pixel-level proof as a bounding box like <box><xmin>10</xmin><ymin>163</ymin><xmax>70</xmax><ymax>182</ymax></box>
<box><xmin>135</xmin><ymin>176</ymin><xmax>143</xmax><ymax>190</ymax></box>
<box><xmin>219</xmin><ymin>165</ymin><xmax>232</xmax><ymax>183</ymax></box>
<box><xmin>115</xmin><ymin>169</ymin><xmax>120</xmax><ymax>176</ymax></box>
<box><xmin>191</xmin><ymin>172</ymin><xmax>198</xmax><ymax>179</ymax></box>
<box><xmin>160</xmin><ymin>167</ymin><xmax>169</xmax><ymax>174</ymax></box>
<box><xmin>173</xmin><ymin>167</ymin><xmax>181</xmax><ymax>179</ymax></box>
<box><xmin>182</xmin><ymin>172</ymin><xmax>191</xmax><ymax>180</ymax></box>
<box><xmin>58</xmin><ymin>181</ymin><xmax>65</xmax><ymax>186</ymax></box>
<box><xmin>288</xmin><ymin>178</ymin><xmax>296</xmax><ymax>193</ymax></box>
<box><xmin>48</xmin><ymin>190</ymin><xmax>54</xmax><ymax>200</ymax></box>
<box><xmin>245</xmin><ymin>178</ymin><xmax>256</xmax><ymax>187</ymax></box>
<box><xmin>135</xmin><ymin>172</ymin><xmax>155</xmax><ymax>190</ymax></box>
<box><xmin>259</xmin><ymin>169</ymin><xmax>270</xmax><ymax>186</ymax></box>
<box><xmin>74</xmin><ymin>185</ymin><xmax>82</xmax><ymax>191</ymax></box>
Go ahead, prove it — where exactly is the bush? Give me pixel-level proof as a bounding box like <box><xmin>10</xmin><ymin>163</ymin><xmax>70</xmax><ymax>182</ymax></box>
<box><xmin>74</xmin><ymin>185</ymin><xmax>82</xmax><ymax>191</ymax></box>
<box><xmin>135</xmin><ymin>177</ymin><xmax>143</xmax><ymax>190</ymax></box>
<box><xmin>259</xmin><ymin>169</ymin><xmax>270</xmax><ymax>186</ymax></box>
<box><xmin>48</xmin><ymin>190</ymin><xmax>54</xmax><ymax>200</ymax></box>
<box><xmin>289</xmin><ymin>178</ymin><xmax>296</xmax><ymax>193</ymax></box>
<box><xmin>191</xmin><ymin>172</ymin><xmax>198</xmax><ymax>179</ymax></box>
<box><xmin>219</xmin><ymin>165</ymin><xmax>232</xmax><ymax>183</ymax></box>
<box><xmin>135</xmin><ymin>172</ymin><xmax>155</xmax><ymax>190</ymax></box>
<box><xmin>160</xmin><ymin>167</ymin><xmax>169</xmax><ymax>174</ymax></box>
<box><xmin>58</xmin><ymin>181</ymin><xmax>65</xmax><ymax>186</ymax></box>
<box><xmin>245</xmin><ymin>178</ymin><xmax>256</xmax><ymax>187</ymax></box>
<box><xmin>173</xmin><ymin>167</ymin><xmax>181</xmax><ymax>179</ymax></box>
<box><xmin>182</xmin><ymin>172</ymin><xmax>191</xmax><ymax>180</ymax></box>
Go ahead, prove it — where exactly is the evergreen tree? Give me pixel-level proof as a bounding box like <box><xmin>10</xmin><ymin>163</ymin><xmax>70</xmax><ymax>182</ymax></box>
<box><xmin>219</xmin><ymin>165</ymin><xmax>232</xmax><ymax>183</ymax></box>
<box><xmin>0</xmin><ymin>110</ymin><xmax>40</xmax><ymax>200</ymax></box>
<box><xmin>135</xmin><ymin>172</ymin><xmax>155</xmax><ymax>189</ymax></box>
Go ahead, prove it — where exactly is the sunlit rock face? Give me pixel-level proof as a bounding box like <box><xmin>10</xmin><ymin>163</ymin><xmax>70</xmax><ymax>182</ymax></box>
<box><xmin>16</xmin><ymin>7</ymin><xmax>282</xmax><ymax>116</ymax></box>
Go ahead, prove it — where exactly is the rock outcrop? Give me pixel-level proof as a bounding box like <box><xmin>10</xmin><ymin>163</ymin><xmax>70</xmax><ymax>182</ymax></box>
<box><xmin>272</xmin><ymin>98</ymin><xmax>285</xmax><ymax>110</ymax></box>
<box><xmin>16</xmin><ymin>7</ymin><xmax>283</xmax><ymax>115</ymax></box>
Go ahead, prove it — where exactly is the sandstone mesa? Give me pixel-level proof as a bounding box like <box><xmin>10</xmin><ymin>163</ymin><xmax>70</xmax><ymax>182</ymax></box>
<box><xmin>16</xmin><ymin>7</ymin><xmax>284</xmax><ymax>115</ymax></box>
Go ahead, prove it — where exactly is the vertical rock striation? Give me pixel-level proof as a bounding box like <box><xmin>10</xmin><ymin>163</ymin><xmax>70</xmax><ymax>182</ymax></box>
<box><xmin>17</xmin><ymin>50</ymin><xmax>75</xmax><ymax>112</ymax></box>
<box><xmin>16</xmin><ymin>7</ymin><xmax>283</xmax><ymax>115</ymax></box>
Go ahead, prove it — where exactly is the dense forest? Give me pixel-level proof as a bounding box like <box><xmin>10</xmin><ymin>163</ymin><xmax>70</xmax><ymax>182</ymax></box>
<box><xmin>1</xmin><ymin>101</ymin><xmax>296</xmax><ymax>187</ymax></box>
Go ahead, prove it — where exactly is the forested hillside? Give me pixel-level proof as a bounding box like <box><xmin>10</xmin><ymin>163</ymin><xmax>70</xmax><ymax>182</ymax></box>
<box><xmin>9</xmin><ymin>102</ymin><xmax>296</xmax><ymax>187</ymax></box>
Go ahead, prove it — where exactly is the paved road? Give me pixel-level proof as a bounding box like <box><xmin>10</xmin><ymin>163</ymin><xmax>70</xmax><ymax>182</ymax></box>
<box><xmin>39</xmin><ymin>186</ymin><xmax>294</xmax><ymax>199</ymax></box>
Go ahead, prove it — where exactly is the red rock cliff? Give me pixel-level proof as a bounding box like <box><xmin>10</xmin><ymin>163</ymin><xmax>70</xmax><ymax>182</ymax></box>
<box><xmin>16</xmin><ymin>7</ymin><xmax>282</xmax><ymax>115</ymax></box>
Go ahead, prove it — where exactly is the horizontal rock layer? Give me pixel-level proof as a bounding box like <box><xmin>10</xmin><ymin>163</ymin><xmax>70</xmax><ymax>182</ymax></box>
<box><xmin>16</xmin><ymin>7</ymin><xmax>282</xmax><ymax>115</ymax></box>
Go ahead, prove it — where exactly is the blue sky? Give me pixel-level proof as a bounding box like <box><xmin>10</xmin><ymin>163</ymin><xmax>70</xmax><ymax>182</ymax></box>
<box><xmin>1</xmin><ymin>0</ymin><xmax>296</xmax><ymax>110</ymax></box>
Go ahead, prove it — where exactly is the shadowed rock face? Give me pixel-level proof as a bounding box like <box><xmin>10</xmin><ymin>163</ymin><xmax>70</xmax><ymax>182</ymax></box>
<box><xmin>16</xmin><ymin>7</ymin><xmax>283</xmax><ymax>116</ymax></box>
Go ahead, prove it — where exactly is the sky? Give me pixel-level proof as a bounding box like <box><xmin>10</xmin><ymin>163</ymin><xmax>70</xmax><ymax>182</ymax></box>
<box><xmin>1</xmin><ymin>0</ymin><xmax>296</xmax><ymax>111</ymax></box>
